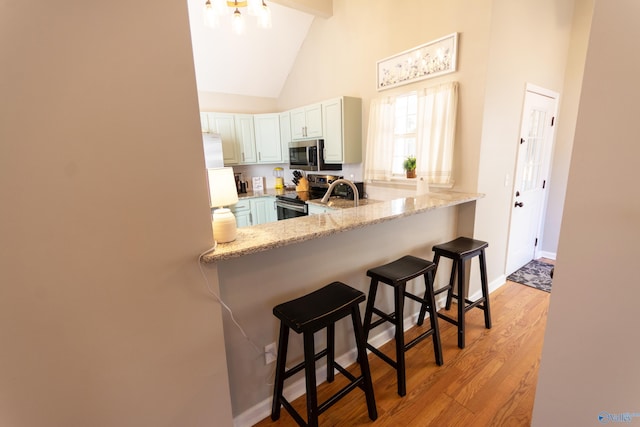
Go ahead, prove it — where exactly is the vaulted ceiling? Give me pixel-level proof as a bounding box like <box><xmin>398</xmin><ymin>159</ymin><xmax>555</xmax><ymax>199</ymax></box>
<box><xmin>186</xmin><ymin>0</ymin><xmax>331</xmax><ymax>98</ymax></box>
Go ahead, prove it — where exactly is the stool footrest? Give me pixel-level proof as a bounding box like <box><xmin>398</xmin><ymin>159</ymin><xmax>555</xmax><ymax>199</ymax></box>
<box><xmin>282</xmin><ymin>348</ymin><xmax>328</xmax><ymax>381</ymax></box>
<box><xmin>405</xmin><ymin>328</ymin><xmax>436</xmax><ymax>352</ymax></box>
<box><xmin>366</xmin><ymin>343</ymin><xmax>398</xmax><ymax>369</ymax></box>
<box><xmin>449</xmin><ymin>294</ymin><xmax>488</xmax><ymax>313</ymax></box>
<box><xmin>317</xmin><ymin>374</ymin><xmax>364</xmax><ymax>416</ymax></box>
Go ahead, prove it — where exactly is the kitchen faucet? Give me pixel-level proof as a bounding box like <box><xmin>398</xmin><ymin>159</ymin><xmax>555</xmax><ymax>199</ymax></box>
<box><xmin>320</xmin><ymin>179</ymin><xmax>359</xmax><ymax>207</ymax></box>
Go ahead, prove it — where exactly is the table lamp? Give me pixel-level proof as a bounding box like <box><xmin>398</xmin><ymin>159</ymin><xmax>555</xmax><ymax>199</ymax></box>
<box><xmin>208</xmin><ymin>167</ymin><xmax>239</xmax><ymax>243</ymax></box>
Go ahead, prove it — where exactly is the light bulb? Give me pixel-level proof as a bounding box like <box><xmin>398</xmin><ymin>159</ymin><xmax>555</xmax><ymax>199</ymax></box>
<box><xmin>257</xmin><ymin>1</ymin><xmax>272</xmax><ymax>29</ymax></box>
<box><xmin>203</xmin><ymin>0</ymin><xmax>219</xmax><ymax>28</ymax></box>
<box><xmin>232</xmin><ymin>8</ymin><xmax>245</xmax><ymax>35</ymax></box>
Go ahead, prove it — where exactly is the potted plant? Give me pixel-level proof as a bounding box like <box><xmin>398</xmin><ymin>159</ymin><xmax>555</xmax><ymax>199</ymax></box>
<box><xmin>403</xmin><ymin>156</ymin><xmax>417</xmax><ymax>178</ymax></box>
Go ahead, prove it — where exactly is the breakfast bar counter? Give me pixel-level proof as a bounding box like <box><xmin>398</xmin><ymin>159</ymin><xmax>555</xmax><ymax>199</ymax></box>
<box><xmin>202</xmin><ymin>191</ymin><xmax>483</xmax><ymax>262</ymax></box>
<box><xmin>200</xmin><ymin>189</ymin><xmax>483</xmax><ymax>424</ymax></box>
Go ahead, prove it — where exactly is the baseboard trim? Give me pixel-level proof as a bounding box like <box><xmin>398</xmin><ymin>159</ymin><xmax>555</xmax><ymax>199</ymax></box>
<box><xmin>233</xmin><ymin>276</ymin><xmax>507</xmax><ymax>427</ymax></box>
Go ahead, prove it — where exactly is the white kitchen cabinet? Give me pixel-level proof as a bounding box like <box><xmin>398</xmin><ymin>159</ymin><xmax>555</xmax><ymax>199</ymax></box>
<box><xmin>307</xmin><ymin>204</ymin><xmax>334</xmax><ymax>215</ymax></box>
<box><xmin>279</xmin><ymin>111</ymin><xmax>291</xmax><ymax>162</ymax></box>
<box><xmin>206</xmin><ymin>113</ymin><xmax>240</xmax><ymax>165</ymax></box>
<box><xmin>290</xmin><ymin>103</ymin><xmax>322</xmax><ymax>140</ymax></box>
<box><xmin>226</xmin><ymin>200</ymin><xmax>251</xmax><ymax>228</ymax></box>
<box><xmin>322</xmin><ymin>96</ymin><xmax>362</xmax><ymax>164</ymax></box>
<box><xmin>250</xmin><ymin>196</ymin><xmax>277</xmax><ymax>225</ymax></box>
<box><xmin>235</xmin><ymin>114</ymin><xmax>257</xmax><ymax>164</ymax></box>
<box><xmin>254</xmin><ymin>114</ymin><xmax>283</xmax><ymax>163</ymax></box>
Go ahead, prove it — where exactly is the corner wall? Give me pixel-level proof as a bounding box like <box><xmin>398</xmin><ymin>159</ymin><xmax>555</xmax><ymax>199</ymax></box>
<box><xmin>533</xmin><ymin>1</ymin><xmax>640</xmax><ymax>424</ymax></box>
<box><xmin>0</xmin><ymin>1</ymin><xmax>232</xmax><ymax>425</ymax></box>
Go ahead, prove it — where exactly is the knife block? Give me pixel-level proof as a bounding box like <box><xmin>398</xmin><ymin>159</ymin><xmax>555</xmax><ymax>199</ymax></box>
<box><xmin>295</xmin><ymin>177</ymin><xmax>309</xmax><ymax>192</ymax></box>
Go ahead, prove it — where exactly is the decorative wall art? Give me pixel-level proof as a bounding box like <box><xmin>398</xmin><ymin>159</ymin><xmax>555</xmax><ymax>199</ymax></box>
<box><xmin>377</xmin><ymin>33</ymin><xmax>458</xmax><ymax>91</ymax></box>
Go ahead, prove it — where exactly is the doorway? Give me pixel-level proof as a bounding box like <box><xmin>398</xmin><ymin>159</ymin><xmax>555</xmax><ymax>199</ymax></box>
<box><xmin>506</xmin><ymin>84</ymin><xmax>559</xmax><ymax>275</ymax></box>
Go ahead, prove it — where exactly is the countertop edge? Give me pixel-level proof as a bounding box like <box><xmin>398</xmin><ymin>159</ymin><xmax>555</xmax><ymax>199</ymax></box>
<box><xmin>202</xmin><ymin>191</ymin><xmax>484</xmax><ymax>262</ymax></box>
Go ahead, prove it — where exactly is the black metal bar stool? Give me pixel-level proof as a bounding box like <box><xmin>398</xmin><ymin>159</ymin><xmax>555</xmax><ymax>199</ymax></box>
<box><xmin>271</xmin><ymin>281</ymin><xmax>377</xmax><ymax>427</ymax></box>
<box><xmin>419</xmin><ymin>236</ymin><xmax>492</xmax><ymax>349</ymax></box>
<box><xmin>362</xmin><ymin>255</ymin><xmax>443</xmax><ymax>397</ymax></box>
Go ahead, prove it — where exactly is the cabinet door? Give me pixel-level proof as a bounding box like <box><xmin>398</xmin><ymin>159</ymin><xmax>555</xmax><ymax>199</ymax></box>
<box><xmin>308</xmin><ymin>204</ymin><xmax>333</xmax><ymax>215</ymax></box>
<box><xmin>290</xmin><ymin>104</ymin><xmax>322</xmax><ymax>140</ymax></box>
<box><xmin>235</xmin><ymin>114</ymin><xmax>257</xmax><ymax>164</ymax></box>
<box><xmin>290</xmin><ymin>108</ymin><xmax>307</xmax><ymax>140</ymax></box>
<box><xmin>209</xmin><ymin>113</ymin><xmax>240</xmax><ymax>165</ymax></box>
<box><xmin>304</xmin><ymin>104</ymin><xmax>323</xmax><ymax>138</ymax></box>
<box><xmin>254</xmin><ymin>114</ymin><xmax>283</xmax><ymax>163</ymax></box>
<box><xmin>279</xmin><ymin>112</ymin><xmax>291</xmax><ymax>161</ymax></box>
<box><xmin>200</xmin><ymin>113</ymin><xmax>210</xmax><ymax>133</ymax></box>
<box><xmin>250</xmin><ymin>197</ymin><xmax>277</xmax><ymax>225</ymax></box>
<box><xmin>322</xmin><ymin>98</ymin><xmax>343</xmax><ymax>163</ymax></box>
<box><xmin>229</xmin><ymin>200</ymin><xmax>252</xmax><ymax>227</ymax></box>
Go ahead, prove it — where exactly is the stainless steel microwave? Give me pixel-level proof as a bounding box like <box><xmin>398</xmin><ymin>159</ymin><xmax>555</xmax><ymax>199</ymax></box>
<box><xmin>288</xmin><ymin>139</ymin><xmax>341</xmax><ymax>172</ymax></box>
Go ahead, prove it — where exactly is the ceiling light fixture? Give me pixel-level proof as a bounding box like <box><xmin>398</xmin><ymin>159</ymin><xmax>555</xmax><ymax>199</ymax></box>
<box><xmin>204</xmin><ymin>0</ymin><xmax>272</xmax><ymax>35</ymax></box>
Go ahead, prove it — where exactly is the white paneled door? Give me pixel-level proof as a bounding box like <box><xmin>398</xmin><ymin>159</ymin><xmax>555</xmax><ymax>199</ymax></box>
<box><xmin>506</xmin><ymin>85</ymin><xmax>558</xmax><ymax>274</ymax></box>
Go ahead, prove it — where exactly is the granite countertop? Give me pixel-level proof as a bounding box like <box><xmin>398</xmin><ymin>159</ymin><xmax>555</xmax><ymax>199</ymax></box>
<box><xmin>307</xmin><ymin>197</ymin><xmax>382</xmax><ymax>209</ymax></box>
<box><xmin>202</xmin><ymin>191</ymin><xmax>484</xmax><ymax>262</ymax></box>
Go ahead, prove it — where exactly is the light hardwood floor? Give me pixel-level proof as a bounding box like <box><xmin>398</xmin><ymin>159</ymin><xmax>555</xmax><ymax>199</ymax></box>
<box><xmin>254</xmin><ymin>278</ymin><xmax>551</xmax><ymax>427</ymax></box>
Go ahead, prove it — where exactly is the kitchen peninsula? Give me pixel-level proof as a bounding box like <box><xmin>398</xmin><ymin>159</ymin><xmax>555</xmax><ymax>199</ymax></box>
<box><xmin>200</xmin><ymin>190</ymin><xmax>483</xmax><ymax>424</ymax></box>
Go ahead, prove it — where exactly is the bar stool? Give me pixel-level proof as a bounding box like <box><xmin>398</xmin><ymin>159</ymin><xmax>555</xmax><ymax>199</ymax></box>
<box><xmin>271</xmin><ymin>281</ymin><xmax>377</xmax><ymax>427</ymax></box>
<box><xmin>419</xmin><ymin>237</ymin><xmax>491</xmax><ymax>349</ymax></box>
<box><xmin>362</xmin><ymin>255</ymin><xmax>443</xmax><ymax>397</ymax></box>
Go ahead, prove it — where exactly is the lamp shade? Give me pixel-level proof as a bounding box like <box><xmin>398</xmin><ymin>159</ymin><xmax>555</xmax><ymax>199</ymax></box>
<box><xmin>208</xmin><ymin>167</ymin><xmax>239</xmax><ymax>208</ymax></box>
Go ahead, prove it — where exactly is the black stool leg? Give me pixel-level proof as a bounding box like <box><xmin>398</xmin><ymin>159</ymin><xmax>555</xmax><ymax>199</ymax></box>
<box><xmin>362</xmin><ymin>279</ymin><xmax>379</xmax><ymax>340</ymax></box>
<box><xmin>425</xmin><ymin>270</ymin><xmax>443</xmax><ymax>366</ymax></box>
<box><xmin>479</xmin><ymin>249</ymin><xmax>492</xmax><ymax>329</ymax></box>
<box><xmin>445</xmin><ymin>259</ymin><xmax>456</xmax><ymax>310</ymax></box>
<box><xmin>456</xmin><ymin>259</ymin><xmax>466</xmax><ymax>349</ymax></box>
<box><xmin>326</xmin><ymin>323</ymin><xmax>335</xmax><ymax>382</ymax></box>
<box><xmin>271</xmin><ymin>323</ymin><xmax>289</xmax><ymax>421</ymax></box>
<box><xmin>303</xmin><ymin>331</ymin><xmax>319</xmax><ymax>427</ymax></box>
<box><xmin>351</xmin><ymin>305</ymin><xmax>378</xmax><ymax>421</ymax></box>
<box><xmin>394</xmin><ymin>283</ymin><xmax>407</xmax><ymax>397</ymax></box>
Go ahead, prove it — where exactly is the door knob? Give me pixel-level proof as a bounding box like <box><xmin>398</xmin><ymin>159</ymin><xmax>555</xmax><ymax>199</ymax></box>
<box><xmin>514</xmin><ymin>201</ymin><xmax>524</xmax><ymax>208</ymax></box>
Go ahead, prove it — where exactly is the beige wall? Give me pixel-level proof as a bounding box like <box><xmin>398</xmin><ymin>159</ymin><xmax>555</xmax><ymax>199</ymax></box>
<box><xmin>541</xmin><ymin>0</ymin><xmax>593</xmax><ymax>256</ymax></box>
<box><xmin>278</xmin><ymin>0</ymin><xmax>493</xmax><ymax>193</ymax></box>
<box><xmin>474</xmin><ymin>0</ymin><xmax>578</xmax><ymax>282</ymax></box>
<box><xmin>533</xmin><ymin>1</ymin><xmax>640</xmax><ymax>423</ymax></box>
<box><xmin>0</xmin><ymin>1</ymin><xmax>232</xmax><ymax>426</ymax></box>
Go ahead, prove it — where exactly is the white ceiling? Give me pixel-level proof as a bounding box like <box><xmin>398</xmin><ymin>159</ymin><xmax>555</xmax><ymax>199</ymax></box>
<box><xmin>186</xmin><ymin>0</ymin><xmax>315</xmax><ymax>98</ymax></box>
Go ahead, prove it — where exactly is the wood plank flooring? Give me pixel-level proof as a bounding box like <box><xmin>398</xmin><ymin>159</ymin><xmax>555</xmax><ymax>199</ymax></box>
<box><xmin>254</xmin><ymin>278</ymin><xmax>550</xmax><ymax>427</ymax></box>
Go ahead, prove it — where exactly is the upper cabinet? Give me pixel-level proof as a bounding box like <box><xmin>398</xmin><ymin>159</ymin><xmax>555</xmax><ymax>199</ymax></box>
<box><xmin>279</xmin><ymin>112</ymin><xmax>291</xmax><ymax>162</ymax></box>
<box><xmin>200</xmin><ymin>96</ymin><xmax>361</xmax><ymax>167</ymax></box>
<box><xmin>235</xmin><ymin>114</ymin><xmax>257</xmax><ymax>164</ymax></box>
<box><xmin>202</xmin><ymin>112</ymin><xmax>240</xmax><ymax>165</ymax></box>
<box><xmin>322</xmin><ymin>96</ymin><xmax>362</xmax><ymax>164</ymax></box>
<box><xmin>254</xmin><ymin>113</ymin><xmax>283</xmax><ymax>163</ymax></box>
<box><xmin>290</xmin><ymin>104</ymin><xmax>322</xmax><ymax>140</ymax></box>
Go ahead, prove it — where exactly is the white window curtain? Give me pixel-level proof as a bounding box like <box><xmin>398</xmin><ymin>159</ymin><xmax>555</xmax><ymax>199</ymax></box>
<box><xmin>364</xmin><ymin>81</ymin><xmax>458</xmax><ymax>185</ymax></box>
<box><xmin>364</xmin><ymin>96</ymin><xmax>396</xmax><ymax>181</ymax></box>
<box><xmin>415</xmin><ymin>81</ymin><xmax>458</xmax><ymax>185</ymax></box>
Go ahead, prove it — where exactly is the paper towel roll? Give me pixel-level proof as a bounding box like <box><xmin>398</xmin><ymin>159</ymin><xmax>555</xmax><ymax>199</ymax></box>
<box><xmin>416</xmin><ymin>177</ymin><xmax>430</xmax><ymax>195</ymax></box>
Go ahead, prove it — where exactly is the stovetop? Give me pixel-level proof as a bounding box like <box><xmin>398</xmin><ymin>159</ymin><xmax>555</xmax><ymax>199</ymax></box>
<box><xmin>276</xmin><ymin>174</ymin><xmax>345</xmax><ymax>205</ymax></box>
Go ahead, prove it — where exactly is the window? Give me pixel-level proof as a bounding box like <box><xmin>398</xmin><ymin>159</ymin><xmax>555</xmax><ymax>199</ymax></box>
<box><xmin>392</xmin><ymin>93</ymin><xmax>417</xmax><ymax>175</ymax></box>
<box><xmin>364</xmin><ymin>81</ymin><xmax>458</xmax><ymax>185</ymax></box>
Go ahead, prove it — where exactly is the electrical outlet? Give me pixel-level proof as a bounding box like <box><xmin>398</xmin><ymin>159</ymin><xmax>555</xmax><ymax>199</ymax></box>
<box><xmin>264</xmin><ymin>342</ymin><xmax>277</xmax><ymax>365</ymax></box>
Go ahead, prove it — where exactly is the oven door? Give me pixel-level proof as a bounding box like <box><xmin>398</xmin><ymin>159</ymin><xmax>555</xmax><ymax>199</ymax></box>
<box><xmin>275</xmin><ymin>199</ymin><xmax>308</xmax><ymax>220</ymax></box>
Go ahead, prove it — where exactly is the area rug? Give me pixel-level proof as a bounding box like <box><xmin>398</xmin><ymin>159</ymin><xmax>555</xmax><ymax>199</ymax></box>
<box><xmin>507</xmin><ymin>259</ymin><xmax>553</xmax><ymax>293</ymax></box>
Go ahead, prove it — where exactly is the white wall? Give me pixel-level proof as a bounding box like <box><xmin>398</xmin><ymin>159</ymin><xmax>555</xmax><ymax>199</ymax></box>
<box><xmin>532</xmin><ymin>1</ymin><xmax>640</xmax><ymax>424</ymax></box>
<box><xmin>0</xmin><ymin>1</ymin><xmax>232</xmax><ymax>426</ymax></box>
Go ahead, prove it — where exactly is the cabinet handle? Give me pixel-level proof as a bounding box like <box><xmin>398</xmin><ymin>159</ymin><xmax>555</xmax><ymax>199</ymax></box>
<box><xmin>258</xmin><ymin>152</ymin><xmax>261</xmax><ymax>161</ymax></box>
<box><xmin>242</xmin><ymin>152</ymin><xmax>245</xmax><ymax>162</ymax></box>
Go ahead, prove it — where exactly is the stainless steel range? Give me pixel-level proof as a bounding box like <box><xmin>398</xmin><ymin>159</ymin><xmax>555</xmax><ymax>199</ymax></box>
<box><xmin>274</xmin><ymin>174</ymin><xmax>363</xmax><ymax>220</ymax></box>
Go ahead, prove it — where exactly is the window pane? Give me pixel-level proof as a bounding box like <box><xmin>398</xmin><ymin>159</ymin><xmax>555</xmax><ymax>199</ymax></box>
<box><xmin>392</xmin><ymin>92</ymin><xmax>418</xmax><ymax>175</ymax></box>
